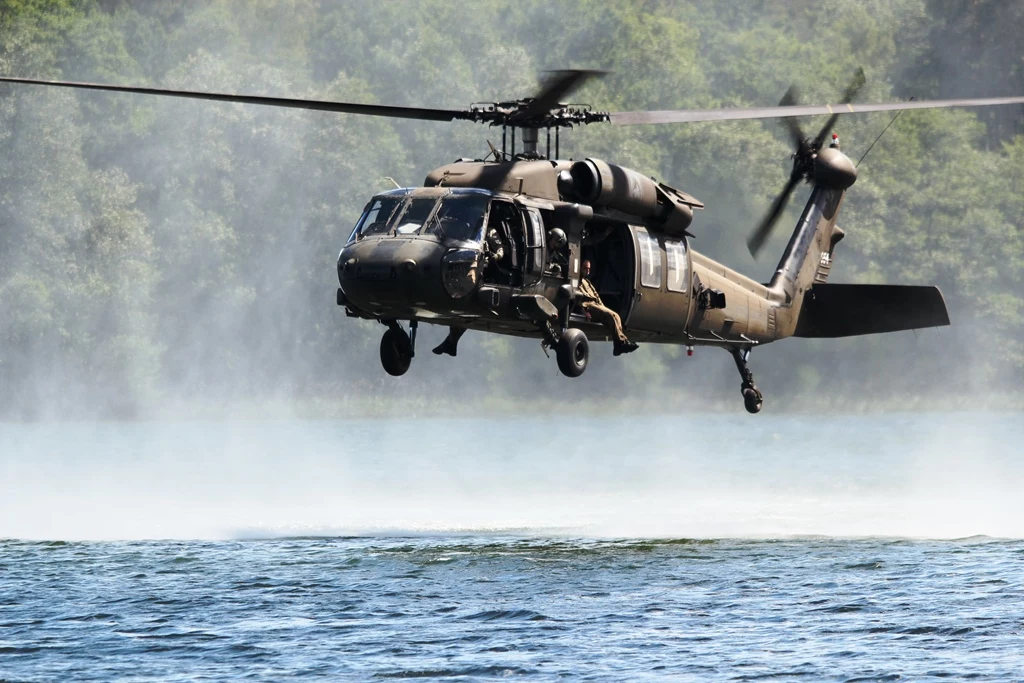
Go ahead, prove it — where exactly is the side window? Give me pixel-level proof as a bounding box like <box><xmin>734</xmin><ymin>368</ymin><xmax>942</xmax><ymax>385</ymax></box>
<box><xmin>665</xmin><ymin>238</ymin><xmax>688</xmax><ymax>293</ymax></box>
<box><xmin>637</xmin><ymin>228</ymin><xmax>663</xmax><ymax>289</ymax></box>
<box><xmin>525</xmin><ymin>209</ymin><xmax>544</xmax><ymax>248</ymax></box>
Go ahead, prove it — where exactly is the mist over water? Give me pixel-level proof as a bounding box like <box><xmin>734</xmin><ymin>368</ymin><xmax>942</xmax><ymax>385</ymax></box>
<box><xmin>3</xmin><ymin>412</ymin><xmax>1021</xmax><ymax>542</ymax></box>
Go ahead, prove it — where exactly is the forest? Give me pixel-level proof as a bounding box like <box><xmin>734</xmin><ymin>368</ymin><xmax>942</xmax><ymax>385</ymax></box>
<box><xmin>0</xmin><ymin>0</ymin><xmax>1021</xmax><ymax>418</ymax></box>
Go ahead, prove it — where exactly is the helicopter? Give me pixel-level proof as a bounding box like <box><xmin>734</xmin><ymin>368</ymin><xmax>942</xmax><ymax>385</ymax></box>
<box><xmin>2</xmin><ymin>70</ymin><xmax>1023</xmax><ymax>413</ymax></box>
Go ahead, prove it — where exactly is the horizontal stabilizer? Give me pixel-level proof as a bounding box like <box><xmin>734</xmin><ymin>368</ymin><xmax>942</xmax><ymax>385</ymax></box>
<box><xmin>794</xmin><ymin>284</ymin><xmax>949</xmax><ymax>338</ymax></box>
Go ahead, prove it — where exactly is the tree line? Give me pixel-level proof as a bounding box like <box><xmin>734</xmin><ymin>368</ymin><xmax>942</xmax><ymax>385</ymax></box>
<box><xmin>0</xmin><ymin>0</ymin><xmax>1021</xmax><ymax>418</ymax></box>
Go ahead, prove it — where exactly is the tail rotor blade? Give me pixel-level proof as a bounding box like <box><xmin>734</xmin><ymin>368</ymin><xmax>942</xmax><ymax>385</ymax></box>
<box><xmin>747</xmin><ymin>173</ymin><xmax>801</xmax><ymax>257</ymax></box>
<box><xmin>778</xmin><ymin>85</ymin><xmax>806</xmax><ymax>150</ymax></box>
<box><xmin>812</xmin><ymin>67</ymin><xmax>866</xmax><ymax>149</ymax></box>
<box><xmin>842</xmin><ymin>67</ymin><xmax>867</xmax><ymax>103</ymax></box>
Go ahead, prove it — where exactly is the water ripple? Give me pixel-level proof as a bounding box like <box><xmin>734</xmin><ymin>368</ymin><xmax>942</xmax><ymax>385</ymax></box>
<box><xmin>1</xmin><ymin>536</ymin><xmax>1022</xmax><ymax>680</ymax></box>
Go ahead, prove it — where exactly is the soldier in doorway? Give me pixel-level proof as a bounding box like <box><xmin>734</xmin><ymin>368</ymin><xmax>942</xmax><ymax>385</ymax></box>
<box><xmin>546</xmin><ymin>227</ymin><xmax>568</xmax><ymax>277</ymax></box>
<box><xmin>577</xmin><ymin>259</ymin><xmax>638</xmax><ymax>356</ymax></box>
<box><xmin>485</xmin><ymin>225</ymin><xmax>505</xmax><ymax>263</ymax></box>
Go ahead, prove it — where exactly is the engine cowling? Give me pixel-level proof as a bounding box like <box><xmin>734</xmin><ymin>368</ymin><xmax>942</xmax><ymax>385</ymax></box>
<box><xmin>571</xmin><ymin>158</ymin><xmax>659</xmax><ymax>217</ymax></box>
<box><xmin>569</xmin><ymin>158</ymin><xmax>697</xmax><ymax>235</ymax></box>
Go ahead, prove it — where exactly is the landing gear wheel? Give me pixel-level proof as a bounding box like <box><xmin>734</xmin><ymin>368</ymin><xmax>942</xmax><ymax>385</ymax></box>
<box><xmin>742</xmin><ymin>386</ymin><xmax>763</xmax><ymax>414</ymax></box>
<box><xmin>556</xmin><ymin>328</ymin><xmax>589</xmax><ymax>378</ymax></box>
<box><xmin>731</xmin><ymin>346</ymin><xmax>764</xmax><ymax>415</ymax></box>
<box><xmin>380</xmin><ymin>327</ymin><xmax>413</xmax><ymax>376</ymax></box>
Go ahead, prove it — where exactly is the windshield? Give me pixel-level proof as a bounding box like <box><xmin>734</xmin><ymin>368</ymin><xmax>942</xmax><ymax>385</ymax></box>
<box><xmin>430</xmin><ymin>195</ymin><xmax>489</xmax><ymax>242</ymax></box>
<box><xmin>348</xmin><ymin>192</ymin><xmax>491</xmax><ymax>242</ymax></box>
<box><xmin>350</xmin><ymin>195</ymin><xmax>403</xmax><ymax>241</ymax></box>
<box><xmin>393</xmin><ymin>197</ymin><xmax>438</xmax><ymax>235</ymax></box>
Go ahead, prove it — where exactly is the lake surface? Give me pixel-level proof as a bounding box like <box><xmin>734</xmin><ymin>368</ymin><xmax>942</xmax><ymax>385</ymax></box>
<box><xmin>2</xmin><ymin>413</ymin><xmax>1023</xmax><ymax>680</ymax></box>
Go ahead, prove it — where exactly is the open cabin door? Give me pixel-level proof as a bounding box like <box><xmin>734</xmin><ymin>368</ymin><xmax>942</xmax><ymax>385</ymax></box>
<box><xmin>582</xmin><ymin>223</ymin><xmax>635</xmax><ymax>328</ymax></box>
<box><xmin>483</xmin><ymin>198</ymin><xmax>547</xmax><ymax>288</ymax></box>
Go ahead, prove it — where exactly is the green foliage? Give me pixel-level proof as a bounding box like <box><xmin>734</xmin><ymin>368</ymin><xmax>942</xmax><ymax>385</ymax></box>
<box><xmin>0</xmin><ymin>0</ymin><xmax>1020</xmax><ymax>417</ymax></box>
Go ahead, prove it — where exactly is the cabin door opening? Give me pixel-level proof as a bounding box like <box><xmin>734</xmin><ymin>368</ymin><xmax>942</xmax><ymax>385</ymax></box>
<box><xmin>581</xmin><ymin>223</ymin><xmax>635</xmax><ymax>323</ymax></box>
<box><xmin>482</xmin><ymin>199</ymin><xmax>526</xmax><ymax>287</ymax></box>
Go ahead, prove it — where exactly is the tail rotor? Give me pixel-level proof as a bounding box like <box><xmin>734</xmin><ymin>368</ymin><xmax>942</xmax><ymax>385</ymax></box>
<box><xmin>747</xmin><ymin>68</ymin><xmax>866</xmax><ymax>257</ymax></box>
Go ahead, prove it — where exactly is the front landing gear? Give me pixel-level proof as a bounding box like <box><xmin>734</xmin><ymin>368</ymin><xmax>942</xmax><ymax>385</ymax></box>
<box><xmin>521</xmin><ymin>294</ymin><xmax>588</xmax><ymax>379</ymax></box>
<box><xmin>380</xmin><ymin>320</ymin><xmax>416</xmax><ymax>376</ymax></box>
<box><xmin>731</xmin><ymin>347</ymin><xmax>763</xmax><ymax>414</ymax></box>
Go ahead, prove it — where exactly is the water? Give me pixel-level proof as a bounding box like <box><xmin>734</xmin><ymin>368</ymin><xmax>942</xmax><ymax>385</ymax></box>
<box><xmin>2</xmin><ymin>413</ymin><xmax>1023</xmax><ymax>680</ymax></box>
<box><xmin>3</xmin><ymin>536</ymin><xmax>1023</xmax><ymax>681</ymax></box>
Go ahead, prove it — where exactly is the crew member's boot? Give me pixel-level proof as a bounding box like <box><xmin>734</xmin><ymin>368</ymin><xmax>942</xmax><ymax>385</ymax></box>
<box><xmin>432</xmin><ymin>327</ymin><xmax>466</xmax><ymax>357</ymax></box>
<box><xmin>613</xmin><ymin>339</ymin><xmax>639</xmax><ymax>356</ymax></box>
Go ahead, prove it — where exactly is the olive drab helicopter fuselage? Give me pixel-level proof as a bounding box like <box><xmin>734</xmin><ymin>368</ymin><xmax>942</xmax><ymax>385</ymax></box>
<box><xmin>336</xmin><ymin>159</ymin><xmax>708</xmax><ymax>347</ymax></box>
<box><xmin>2</xmin><ymin>70</ymin><xmax>1021</xmax><ymax>413</ymax></box>
<box><xmin>336</xmin><ymin>145</ymin><xmax>941</xmax><ymax>414</ymax></box>
<box><xmin>337</xmin><ymin>158</ymin><xmax>749</xmax><ymax>361</ymax></box>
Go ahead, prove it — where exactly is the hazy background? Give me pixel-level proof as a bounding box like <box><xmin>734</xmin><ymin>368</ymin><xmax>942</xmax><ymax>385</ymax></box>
<box><xmin>0</xmin><ymin>0</ymin><xmax>1021</xmax><ymax>419</ymax></box>
<box><xmin>4</xmin><ymin>413</ymin><xmax>1022</xmax><ymax>540</ymax></box>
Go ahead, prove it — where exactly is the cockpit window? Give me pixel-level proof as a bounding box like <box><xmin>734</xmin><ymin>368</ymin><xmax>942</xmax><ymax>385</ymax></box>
<box><xmin>429</xmin><ymin>195</ymin><xmax>489</xmax><ymax>242</ymax></box>
<box><xmin>393</xmin><ymin>197</ymin><xmax>438</xmax><ymax>235</ymax></box>
<box><xmin>351</xmin><ymin>195</ymin><xmax>403</xmax><ymax>242</ymax></box>
<box><xmin>347</xmin><ymin>191</ymin><xmax>493</xmax><ymax>242</ymax></box>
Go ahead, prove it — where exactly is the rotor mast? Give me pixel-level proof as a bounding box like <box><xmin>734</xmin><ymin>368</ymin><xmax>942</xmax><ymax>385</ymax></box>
<box><xmin>521</xmin><ymin>127</ymin><xmax>540</xmax><ymax>157</ymax></box>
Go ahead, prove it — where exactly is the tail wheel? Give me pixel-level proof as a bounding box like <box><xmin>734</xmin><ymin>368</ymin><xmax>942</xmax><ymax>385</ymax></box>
<box><xmin>742</xmin><ymin>386</ymin><xmax>763</xmax><ymax>414</ymax></box>
<box><xmin>380</xmin><ymin>327</ymin><xmax>413</xmax><ymax>376</ymax></box>
<box><xmin>556</xmin><ymin>328</ymin><xmax>589</xmax><ymax>378</ymax></box>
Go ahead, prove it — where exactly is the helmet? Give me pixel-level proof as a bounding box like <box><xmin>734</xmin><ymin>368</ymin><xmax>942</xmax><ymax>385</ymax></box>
<box><xmin>547</xmin><ymin>228</ymin><xmax>567</xmax><ymax>249</ymax></box>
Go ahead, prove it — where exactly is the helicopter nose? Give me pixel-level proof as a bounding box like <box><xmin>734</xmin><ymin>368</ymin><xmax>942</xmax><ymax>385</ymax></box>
<box><xmin>337</xmin><ymin>238</ymin><xmax>446</xmax><ymax>314</ymax></box>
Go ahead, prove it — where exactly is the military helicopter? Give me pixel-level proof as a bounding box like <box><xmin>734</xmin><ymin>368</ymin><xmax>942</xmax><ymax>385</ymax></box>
<box><xmin>3</xmin><ymin>71</ymin><xmax>1023</xmax><ymax>413</ymax></box>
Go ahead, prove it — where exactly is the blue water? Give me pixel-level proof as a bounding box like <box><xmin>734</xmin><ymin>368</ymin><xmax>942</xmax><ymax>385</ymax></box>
<box><xmin>2</xmin><ymin>414</ymin><xmax>1023</xmax><ymax>680</ymax></box>
<box><xmin>2</xmin><ymin>537</ymin><xmax>1023</xmax><ymax>681</ymax></box>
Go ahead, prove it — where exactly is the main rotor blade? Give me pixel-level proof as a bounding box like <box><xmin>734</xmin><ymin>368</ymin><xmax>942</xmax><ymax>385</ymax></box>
<box><xmin>610</xmin><ymin>95</ymin><xmax>1024</xmax><ymax>125</ymax></box>
<box><xmin>747</xmin><ymin>172</ymin><xmax>801</xmax><ymax>258</ymax></box>
<box><xmin>812</xmin><ymin>67</ymin><xmax>866</xmax><ymax>150</ymax></box>
<box><xmin>0</xmin><ymin>76</ymin><xmax>467</xmax><ymax>122</ymax></box>
<box><xmin>516</xmin><ymin>69</ymin><xmax>605</xmax><ymax>120</ymax></box>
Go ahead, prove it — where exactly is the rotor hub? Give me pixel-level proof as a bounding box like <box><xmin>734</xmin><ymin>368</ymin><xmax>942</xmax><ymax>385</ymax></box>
<box><xmin>463</xmin><ymin>99</ymin><xmax>609</xmax><ymax>129</ymax></box>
